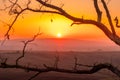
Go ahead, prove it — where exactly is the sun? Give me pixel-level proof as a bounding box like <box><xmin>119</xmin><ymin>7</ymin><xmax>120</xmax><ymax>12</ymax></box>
<box><xmin>57</xmin><ymin>33</ymin><xmax>62</xmax><ymax>38</ymax></box>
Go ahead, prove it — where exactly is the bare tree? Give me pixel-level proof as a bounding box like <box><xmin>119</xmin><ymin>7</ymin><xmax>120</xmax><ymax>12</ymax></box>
<box><xmin>0</xmin><ymin>0</ymin><xmax>120</xmax><ymax>80</ymax></box>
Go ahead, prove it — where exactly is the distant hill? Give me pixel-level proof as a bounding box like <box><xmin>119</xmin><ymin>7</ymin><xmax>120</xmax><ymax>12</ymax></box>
<box><xmin>0</xmin><ymin>38</ymin><xmax>119</xmax><ymax>51</ymax></box>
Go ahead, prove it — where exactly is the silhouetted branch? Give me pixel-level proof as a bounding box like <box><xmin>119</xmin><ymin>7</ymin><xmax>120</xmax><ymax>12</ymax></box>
<box><xmin>101</xmin><ymin>0</ymin><xmax>116</xmax><ymax>35</ymax></box>
<box><xmin>53</xmin><ymin>54</ymin><xmax>60</xmax><ymax>69</ymax></box>
<box><xmin>28</xmin><ymin>72</ymin><xmax>40</xmax><ymax>80</ymax></box>
<box><xmin>3</xmin><ymin>7</ymin><xmax>61</xmax><ymax>39</ymax></box>
<box><xmin>114</xmin><ymin>17</ymin><xmax>120</xmax><ymax>28</ymax></box>
<box><xmin>16</xmin><ymin>31</ymin><xmax>42</xmax><ymax>65</ymax></box>
<box><xmin>94</xmin><ymin>0</ymin><xmax>102</xmax><ymax>22</ymax></box>
<box><xmin>73</xmin><ymin>57</ymin><xmax>93</xmax><ymax>71</ymax></box>
<box><xmin>36</xmin><ymin>0</ymin><xmax>120</xmax><ymax>45</ymax></box>
<box><xmin>0</xmin><ymin>56</ymin><xmax>8</xmax><ymax>66</ymax></box>
<box><xmin>74</xmin><ymin>56</ymin><xmax>78</xmax><ymax>70</ymax></box>
<box><xmin>2</xmin><ymin>0</ymin><xmax>29</xmax><ymax>39</ymax></box>
<box><xmin>5</xmin><ymin>14</ymin><xmax>20</xmax><ymax>39</ymax></box>
<box><xmin>1</xmin><ymin>62</ymin><xmax>120</xmax><ymax>77</ymax></box>
<box><xmin>1</xmin><ymin>0</ymin><xmax>120</xmax><ymax>79</ymax></box>
<box><xmin>2</xmin><ymin>0</ymin><xmax>120</xmax><ymax>45</ymax></box>
<box><xmin>1</xmin><ymin>54</ymin><xmax>120</xmax><ymax>79</ymax></box>
<box><xmin>8</xmin><ymin>0</ymin><xmax>22</xmax><ymax>14</ymax></box>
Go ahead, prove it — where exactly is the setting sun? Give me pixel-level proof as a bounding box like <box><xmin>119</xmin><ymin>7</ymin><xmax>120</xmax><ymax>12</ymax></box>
<box><xmin>0</xmin><ymin>0</ymin><xmax>120</xmax><ymax>79</ymax></box>
<box><xmin>57</xmin><ymin>33</ymin><xmax>62</xmax><ymax>38</ymax></box>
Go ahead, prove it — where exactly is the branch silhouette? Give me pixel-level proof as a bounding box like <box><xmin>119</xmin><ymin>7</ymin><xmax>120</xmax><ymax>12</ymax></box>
<box><xmin>16</xmin><ymin>31</ymin><xmax>42</xmax><ymax>65</ymax></box>
<box><xmin>0</xmin><ymin>62</ymin><xmax>120</xmax><ymax>78</ymax></box>
<box><xmin>0</xmin><ymin>0</ymin><xmax>120</xmax><ymax>80</ymax></box>
<box><xmin>1</xmin><ymin>0</ymin><xmax>120</xmax><ymax>45</ymax></box>
<box><xmin>114</xmin><ymin>17</ymin><xmax>120</xmax><ymax>28</ymax></box>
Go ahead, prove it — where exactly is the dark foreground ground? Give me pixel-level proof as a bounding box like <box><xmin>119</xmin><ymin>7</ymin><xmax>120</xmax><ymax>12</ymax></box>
<box><xmin>0</xmin><ymin>51</ymin><xmax>120</xmax><ymax>80</ymax></box>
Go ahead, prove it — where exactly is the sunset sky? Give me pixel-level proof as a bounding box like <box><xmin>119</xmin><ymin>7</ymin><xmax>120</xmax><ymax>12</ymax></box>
<box><xmin>1</xmin><ymin>1</ymin><xmax>120</xmax><ymax>80</ymax></box>
<box><xmin>0</xmin><ymin>0</ymin><xmax>120</xmax><ymax>40</ymax></box>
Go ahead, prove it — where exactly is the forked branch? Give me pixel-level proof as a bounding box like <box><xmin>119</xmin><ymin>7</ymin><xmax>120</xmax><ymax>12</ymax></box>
<box><xmin>16</xmin><ymin>32</ymin><xmax>42</xmax><ymax>65</ymax></box>
<box><xmin>0</xmin><ymin>0</ymin><xmax>120</xmax><ymax>80</ymax></box>
<box><xmin>0</xmin><ymin>62</ymin><xmax>120</xmax><ymax>77</ymax></box>
<box><xmin>1</xmin><ymin>0</ymin><xmax>120</xmax><ymax>45</ymax></box>
<box><xmin>36</xmin><ymin>0</ymin><xmax>120</xmax><ymax>45</ymax></box>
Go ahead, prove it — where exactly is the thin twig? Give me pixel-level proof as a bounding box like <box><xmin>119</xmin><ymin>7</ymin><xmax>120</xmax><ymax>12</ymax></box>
<box><xmin>28</xmin><ymin>72</ymin><xmax>40</xmax><ymax>80</ymax></box>
<box><xmin>54</xmin><ymin>54</ymin><xmax>60</xmax><ymax>69</ymax></box>
<box><xmin>114</xmin><ymin>17</ymin><xmax>120</xmax><ymax>28</ymax></box>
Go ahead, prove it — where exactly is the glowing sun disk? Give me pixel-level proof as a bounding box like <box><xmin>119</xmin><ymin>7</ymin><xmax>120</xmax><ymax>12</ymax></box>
<box><xmin>57</xmin><ymin>33</ymin><xmax>62</xmax><ymax>38</ymax></box>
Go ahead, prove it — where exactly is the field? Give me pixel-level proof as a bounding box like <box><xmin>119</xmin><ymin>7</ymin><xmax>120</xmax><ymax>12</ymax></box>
<box><xmin>0</xmin><ymin>50</ymin><xmax>120</xmax><ymax>80</ymax></box>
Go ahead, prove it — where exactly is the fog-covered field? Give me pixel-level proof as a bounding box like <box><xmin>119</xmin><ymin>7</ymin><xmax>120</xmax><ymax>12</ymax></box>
<box><xmin>0</xmin><ymin>51</ymin><xmax>120</xmax><ymax>80</ymax></box>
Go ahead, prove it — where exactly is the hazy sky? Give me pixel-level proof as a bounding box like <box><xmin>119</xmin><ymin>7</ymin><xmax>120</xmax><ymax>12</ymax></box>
<box><xmin>0</xmin><ymin>0</ymin><xmax>120</xmax><ymax>40</ymax></box>
<box><xmin>0</xmin><ymin>0</ymin><xmax>120</xmax><ymax>51</ymax></box>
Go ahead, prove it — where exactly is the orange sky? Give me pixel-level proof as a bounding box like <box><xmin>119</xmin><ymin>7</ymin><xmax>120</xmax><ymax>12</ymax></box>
<box><xmin>0</xmin><ymin>0</ymin><xmax>120</xmax><ymax>40</ymax></box>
